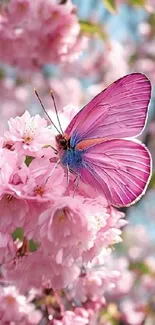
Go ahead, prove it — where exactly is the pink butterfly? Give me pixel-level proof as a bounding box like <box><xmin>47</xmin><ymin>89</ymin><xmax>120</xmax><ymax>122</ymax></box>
<box><xmin>55</xmin><ymin>73</ymin><xmax>152</xmax><ymax>207</ymax></box>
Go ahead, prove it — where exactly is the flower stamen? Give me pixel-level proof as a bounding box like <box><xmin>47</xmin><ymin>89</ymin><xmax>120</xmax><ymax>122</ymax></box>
<box><xmin>34</xmin><ymin>185</ymin><xmax>45</xmax><ymax>196</ymax></box>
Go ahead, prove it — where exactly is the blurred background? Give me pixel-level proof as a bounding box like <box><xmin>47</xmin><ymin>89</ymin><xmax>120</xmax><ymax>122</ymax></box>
<box><xmin>0</xmin><ymin>0</ymin><xmax>155</xmax><ymax>323</ymax></box>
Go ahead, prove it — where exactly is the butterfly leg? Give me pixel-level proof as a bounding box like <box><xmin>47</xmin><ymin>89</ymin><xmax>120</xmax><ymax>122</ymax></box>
<box><xmin>63</xmin><ymin>164</ymin><xmax>70</xmax><ymax>195</ymax></box>
<box><xmin>47</xmin><ymin>158</ymin><xmax>61</xmax><ymax>183</ymax></box>
<box><xmin>51</xmin><ymin>158</ymin><xmax>60</xmax><ymax>173</ymax></box>
<box><xmin>73</xmin><ymin>174</ymin><xmax>80</xmax><ymax>197</ymax></box>
<box><xmin>66</xmin><ymin>163</ymin><xmax>70</xmax><ymax>188</ymax></box>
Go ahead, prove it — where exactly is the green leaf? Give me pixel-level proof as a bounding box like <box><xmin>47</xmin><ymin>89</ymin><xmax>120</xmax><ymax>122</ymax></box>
<box><xmin>129</xmin><ymin>0</ymin><xmax>145</xmax><ymax>6</ymax></box>
<box><xmin>129</xmin><ymin>261</ymin><xmax>151</xmax><ymax>274</ymax></box>
<box><xmin>99</xmin><ymin>305</ymin><xmax>120</xmax><ymax>325</ymax></box>
<box><xmin>12</xmin><ymin>227</ymin><xmax>24</xmax><ymax>241</ymax></box>
<box><xmin>114</xmin><ymin>241</ymin><xmax>125</xmax><ymax>254</ymax></box>
<box><xmin>103</xmin><ymin>0</ymin><xmax>116</xmax><ymax>13</ymax></box>
<box><xmin>79</xmin><ymin>20</ymin><xmax>107</xmax><ymax>40</ymax></box>
<box><xmin>25</xmin><ymin>156</ymin><xmax>34</xmax><ymax>167</ymax></box>
<box><xmin>149</xmin><ymin>172</ymin><xmax>155</xmax><ymax>189</ymax></box>
<box><xmin>29</xmin><ymin>239</ymin><xmax>38</xmax><ymax>252</ymax></box>
<box><xmin>149</xmin><ymin>13</ymin><xmax>155</xmax><ymax>33</ymax></box>
<box><xmin>0</xmin><ymin>68</ymin><xmax>5</xmax><ymax>80</ymax></box>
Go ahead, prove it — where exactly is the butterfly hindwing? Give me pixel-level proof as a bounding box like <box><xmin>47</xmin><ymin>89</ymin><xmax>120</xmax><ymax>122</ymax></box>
<box><xmin>79</xmin><ymin>139</ymin><xmax>151</xmax><ymax>207</ymax></box>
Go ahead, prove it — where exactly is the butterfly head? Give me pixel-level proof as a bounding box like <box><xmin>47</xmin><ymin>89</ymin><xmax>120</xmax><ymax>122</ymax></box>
<box><xmin>55</xmin><ymin>134</ymin><xmax>70</xmax><ymax>151</ymax></box>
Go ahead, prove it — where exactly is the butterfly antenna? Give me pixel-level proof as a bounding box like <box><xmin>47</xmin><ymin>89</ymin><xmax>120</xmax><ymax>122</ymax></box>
<box><xmin>50</xmin><ymin>90</ymin><xmax>63</xmax><ymax>134</ymax></box>
<box><xmin>34</xmin><ymin>89</ymin><xmax>61</xmax><ymax>134</ymax></box>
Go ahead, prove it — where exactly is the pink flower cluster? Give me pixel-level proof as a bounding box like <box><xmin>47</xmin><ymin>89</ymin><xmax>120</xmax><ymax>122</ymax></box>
<box><xmin>0</xmin><ymin>110</ymin><xmax>126</xmax><ymax>300</ymax></box>
<box><xmin>94</xmin><ymin>223</ymin><xmax>155</xmax><ymax>325</ymax></box>
<box><xmin>0</xmin><ymin>285</ymin><xmax>42</xmax><ymax>324</ymax></box>
<box><xmin>0</xmin><ymin>0</ymin><xmax>85</xmax><ymax>69</ymax></box>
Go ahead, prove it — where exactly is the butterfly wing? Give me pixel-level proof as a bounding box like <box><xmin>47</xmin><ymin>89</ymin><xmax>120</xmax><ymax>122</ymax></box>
<box><xmin>65</xmin><ymin>73</ymin><xmax>151</xmax><ymax>147</ymax></box>
<box><xmin>79</xmin><ymin>139</ymin><xmax>151</xmax><ymax>207</ymax></box>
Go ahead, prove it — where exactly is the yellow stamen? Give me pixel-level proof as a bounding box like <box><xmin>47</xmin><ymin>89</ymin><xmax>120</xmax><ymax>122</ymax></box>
<box><xmin>58</xmin><ymin>214</ymin><xmax>65</xmax><ymax>222</ymax></box>
<box><xmin>23</xmin><ymin>136</ymin><xmax>33</xmax><ymax>144</ymax></box>
<box><xmin>6</xmin><ymin>295</ymin><xmax>15</xmax><ymax>305</ymax></box>
<box><xmin>34</xmin><ymin>186</ymin><xmax>45</xmax><ymax>196</ymax></box>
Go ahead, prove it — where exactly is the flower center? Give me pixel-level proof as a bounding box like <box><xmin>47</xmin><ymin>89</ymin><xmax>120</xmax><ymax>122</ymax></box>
<box><xmin>57</xmin><ymin>208</ymin><xmax>67</xmax><ymax>223</ymax></box>
<box><xmin>18</xmin><ymin>2</ymin><xmax>28</xmax><ymax>13</ymax></box>
<box><xmin>58</xmin><ymin>214</ymin><xmax>65</xmax><ymax>223</ymax></box>
<box><xmin>3</xmin><ymin>195</ymin><xmax>16</xmax><ymax>211</ymax></box>
<box><xmin>6</xmin><ymin>194</ymin><xmax>14</xmax><ymax>202</ymax></box>
<box><xmin>34</xmin><ymin>185</ymin><xmax>45</xmax><ymax>196</ymax></box>
<box><xmin>23</xmin><ymin>136</ymin><xmax>33</xmax><ymax>144</ymax></box>
<box><xmin>6</xmin><ymin>295</ymin><xmax>16</xmax><ymax>305</ymax></box>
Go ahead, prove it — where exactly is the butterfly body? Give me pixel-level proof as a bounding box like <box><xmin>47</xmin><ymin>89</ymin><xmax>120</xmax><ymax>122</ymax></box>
<box><xmin>55</xmin><ymin>73</ymin><xmax>152</xmax><ymax>207</ymax></box>
<box><xmin>56</xmin><ymin>133</ymin><xmax>84</xmax><ymax>171</ymax></box>
<box><xmin>61</xmin><ymin>146</ymin><xmax>83</xmax><ymax>171</ymax></box>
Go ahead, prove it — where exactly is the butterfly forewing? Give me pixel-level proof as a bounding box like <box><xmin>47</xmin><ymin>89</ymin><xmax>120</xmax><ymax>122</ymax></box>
<box><xmin>65</xmin><ymin>73</ymin><xmax>151</xmax><ymax>147</ymax></box>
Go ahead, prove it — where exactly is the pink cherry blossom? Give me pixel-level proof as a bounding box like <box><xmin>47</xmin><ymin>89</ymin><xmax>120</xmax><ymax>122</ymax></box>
<box><xmin>0</xmin><ymin>195</ymin><xmax>29</xmax><ymax>233</ymax></box>
<box><xmin>53</xmin><ymin>310</ymin><xmax>89</xmax><ymax>325</ymax></box>
<box><xmin>39</xmin><ymin>196</ymin><xmax>108</xmax><ymax>265</ymax></box>
<box><xmin>122</xmin><ymin>224</ymin><xmax>152</xmax><ymax>262</ymax></box>
<box><xmin>83</xmin><ymin>207</ymin><xmax>127</xmax><ymax>262</ymax></box>
<box><xmin>0</xmin><ymin>232</ymin><xmax>16</xmax><ymax>264</ymax></box>
<box><xmin>22</xmin><ymin>201</ymin><xmax>50</xmax><ymax>239</ymax></box>
<box><xmin>21</xmin><ymin>158</ymin><xmax>65</xmax><ymax>201</ymax></box>
<box><xmin>69</xmin><ymin>267</ymin><xmax>119</xmax><ymax>304</ymax></box>
<box><xmin>106</xmin><ymin>257</ymin><xmax>135</xmax><ymax>298</ymax></box>
<box><xmin>4</xmin><ymin>110</ymin><xmax>55</xmax><ymax>156</ymax></box>
<box><xmin>121</xmin><ymin>300</ymin><xmax>145</xmax><ymax>325</ymax></box>
<box><xmin>0</xmin><ymin>0</ymin><xmax>85</xmax><ymax>69</ymax></box>
<box><xmin>0</xmin><ymin>285</ymin><xmax>42</xmax><ymax>324</ymax></box>
<box><xmin>2</xmin><ymin>248</ymin><xmax>80</xmax><ymax>292</ymax></box>
<box><xmin>0</xmin><ymin>148</ymin><xmax>20</xmax><ymax>196</ymax></box>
